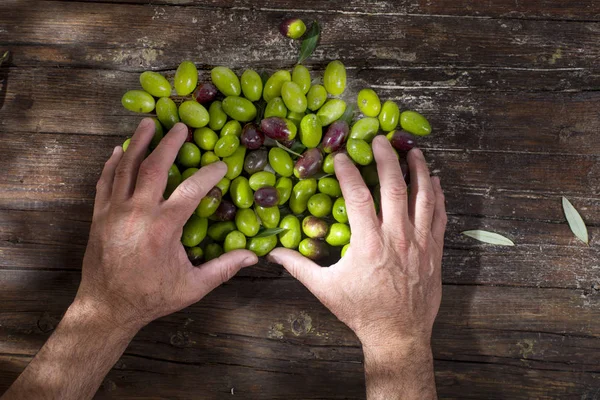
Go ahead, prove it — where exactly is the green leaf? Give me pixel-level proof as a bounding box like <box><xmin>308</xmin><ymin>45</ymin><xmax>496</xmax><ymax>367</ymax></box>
<box><xmin>0</xmin><ymin>51</ymin><xmax>9</xmax><ymax>67</ymax></box>
<box><xmin>339</xmin><ymin>103</ymin><xmax>356</xmax><ymax>125</ymax></box>
<box><xmin>461</xmin><ymin>230</ymin><xmax>515</xmax><ymax>246</ymax></box>
<box><xmin>254</xmin><ymin>227</ymin><xmax>288</xmax><ymax>238</ymax></box>
<box><xmin>289</xmin><ymin>141</ymin><xmax>307</xmax><ymax>155</ymax></box>
<box><xmin>562</xmin><ymin>196</ymin><xmax>589</xmax><ymax>244</ymax></box>
<box><xmin>276</xmin><ymin>140</ymin><xmax>303</xmax><ymax>157</ymax></box>
<box><xmin>254</xmin><ymin>99</ymin><xmax>267</xmax><ymax>124</ymax></box>
<box><xmin>297</xmin><ymin>21</ymin><xmax>320</xmax><ymax>64</ymax></box>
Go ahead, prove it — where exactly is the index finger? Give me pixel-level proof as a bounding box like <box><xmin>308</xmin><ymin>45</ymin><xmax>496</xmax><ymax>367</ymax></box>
<box><xmin>334</xmin><ymin>153</ymin><xmax>379</xmax><ymax>242</ymax></box>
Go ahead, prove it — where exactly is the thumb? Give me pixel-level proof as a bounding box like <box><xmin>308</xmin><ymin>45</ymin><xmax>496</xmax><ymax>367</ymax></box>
<box><xmin>188</xmin><ymin>250</ymin><xmax>258</xmax><ymax>298</ymax></box>
<box><xmin>268</xmin><ymin>248</ymin><xmax>325</xmax><ymax>297</ymax></box>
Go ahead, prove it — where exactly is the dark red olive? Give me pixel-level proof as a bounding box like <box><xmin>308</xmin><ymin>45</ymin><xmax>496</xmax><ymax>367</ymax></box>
<box><xmin>241</xmin><ymin>123</ymin><xmax>265</xmax><ymax>150</ymax></box>
<box><xmin>193</xmin><ymin>82</ymin><xmax>218</xmax><ymax>104</ymax></box>
<box><xmin>322</xmin><ymin>120</ymin><xmax>349</xmax><ymax>153</ymax></box>
<box><xmin>254</xmin><ymin>186</ymin><xmax>280</xmax><ymax>207</ymax></box>
<box><xmin>294</xmin><ymin>148</ymin><xmax>323</xmax><ymax>179</ymax></box>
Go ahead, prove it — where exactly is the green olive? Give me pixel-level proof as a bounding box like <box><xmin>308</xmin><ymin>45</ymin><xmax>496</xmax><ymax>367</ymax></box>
<box><xmin>400</xmin><ymin>110</ymin><xmax>432</xmax><ymax>136</ymax></box>
<box><xmin>263</xmin><ymin>70</ymin><xmax>292</xmax><ymax>102</ymax></box>
<box><xmin>221</xmin><ymin>120</ymin><xmax>242</xmax><ymax>137</ymax></box>
<box><xmin>307</xmin><ymin>84</ymin><xmax>327</xmax><ymax>111</ymax></box>
<box><xmin>346</xmin><ymin>139</ymin><xmax>373</xmax><ymax>166</ymax></box>
<box><xmin>298</xmin><ymin>238</ymin><xmax>330</xmax><ymax>261</ymax></box>
<box><xmin>268</xmin><ymin>148</ymin><xmax>294</xmax><ymax>177</ymax></box>
<box><xmin>249</xmin><ymin>171</ymin><xmax>277</xmax><ymax>191</ymax></box>
<box><xmin>201</xmin><ymin>151</ymin><xmax>220</xmax><ymax>166</ymax></box>
<box><xmin>156</xmin><ymin>97</ymin><xmax>180</xmax><ymax>129</ymax></box>
<box><xmin>214</xmin><ymin>135</ymin><xmax>240</xmax><ymax>158</ymax></box>
<box><xmin>211</xmin><ymin>66</ymin><xmax>241</xmax><ymax>97</ymax></box>
<box><xmin>318</xmin><ymin>177</ymin><xmax>342</xmax><ymax>198</ymax></box>
<box><xmin>222</xmin><ymin>96</ymin><xmax>257</xmax><ymax>122</ymax></box>
<box><xmin>164</xmin><ymin>164</ymin><xmax>181</xmax><ymax>198</ymax></box>
<box><xmin>187</xmin><ymin>246</ymin><xmax>204</xmax><ymax>265</ymax></box>
<box><xmin>264</xmin><ymin>97</ymin><xmax>288</xmax><ymax>119</ymax></box>
<box><xmin>177</xmin><ymin>142</ymin><xmax>201</xmax><ymax>168</ymax></box>
<box><xmin>223</xmin><ymin>146</ymin><xmax>246</xmax><ymax>180</ymax></box>
<box><xmin>290</xmin><ymin>178</ymin><xmax>317</xmax><ymax>214</ymax></box>
<box><xmin>299</xmin><ymin>114</ymin><xmax>322</xmax><ymax>148</ymax></box>
<box><xmin>208</xmin><ymin>101</ymin><xmax>228</xmax><ymax>131</ymax></box>
<box><xmin>140</xmin><ymin>71</ymin><xmax>172</xmax><ymax>98</ymax></box>
<box><xmin>332</xmin><ymin>197</ymin><xmax>348</xmax><ymax>223</ymax></box>
<box><xmin>307</xmin><ymin>193</ymin><xmax>333</xmax><ymax>217</ymax></box>
<box><xmin>216</xmin><ymin>177</ymin><xmax>231</xmax><ymax>196</ymax></box>
<box><xmin>196</xmin><ymin>187</ymin><xmax>222</xmax><ymax>218</ymax></box>
<box><xmin>292</xmin><ymin>65</ymin><xmax>311</xmax><ymax>94</ymax></box>
<box><xmin>181</xmin><ymin>167</ymin><xmax>199</xmax><ymax>181</ymax></box>
<box><xmin>241</xmin><ymin>69</ymin><xmax>263</xmax><ymax>102</ymax></box>
<box><xmin>350</xmin><ymin>117</ymin><xmax>380</xmax><ymax>142</ymax></box>
<box><xmin>247</xmin><ymin>235</ymin><xmax>278</xmax><ymax>257</ymax></box>
<box><xmin>322</xmin><ymin>153</ymin><xmax>335</xmax><ymax>175</ymax></box>
<box><xmin>122</xmin><ymin>138</ymin><xmax>131</xmax><ymax>152</ymax></box>
<box><xmin>179</xmin><ymin>101</ymin><xmax>209</xmax><ymax>128</ymax></box>
<box><xmin>194</xmin><ymin>127</ymin><xmax>219</xmax><ymax>151</ymax></box>
<box><xmin>278</xmin><ymin>215</ymin><xmax>301</xmax><ymax>249</ymax></box>
<box><xmin>208</xmin><ymin>221</ymin><xmax>236</xmax><ymax>241</ymax></box>
<box><xmin>150</xmin><ymin>118</ymin><xmax>164</xmax><ymax>149</ymax></box>
<box><xmin>174</xmin><ymin>61</ymin><xmax>198</xmax><ymax>96</ymax></box>
<box><xmin>230</xmin><ymin>176</ymin><xmax>254</xmax><ymax>209</ymax></box>
<box><xmin>361</xmin><ymin>164</ymin><xmax>379</xmax><ymax>187</ymax></box>
<box><xmin>379</xmin><ymin>100</ymin><xmax>400</xmax><ymax>132</ymax></box>
<box><xmin>317</xmin><ymin>99</ymin><xmax>347</xmax><ymax>126</ymax></box>
<box><xmin>275</xmin><ymin>177</ymin><xmax>293</xmax><ymax>205</ymax></box>
<box><xmin>323</xmin><ymin>60</ymin><xmax>346</xmax><ymax>96</ymax></box>
<box><xmin>181</xmin><ymin>214</ymin><xmax>208</xmax><ymax>247</ymax></box>
<box><xmin>341</xmin><ymin>243</ymin><xmax>350</xmax><ymax>258</ymax></box>
<box><xmin>357</xmin><ymin>88</ymin><xmax>381</xmax><ymax>117</ymax></box>
<box><xmin>235</xmin><ymin>208</ymin><xmax>260</xmax><ymax>237</ymax></box>
<box><xmin>325</xmin><ymin>223</ymin><xmax>351</xmax><ymax>246</ymax></box>
<box><xmin>281</xmin><ymin>81</ymin><xmax>308</xmax><ymax>114</ymax></box>
<box><xmin>287</xmin><ymin>110</ymin><xmax>305</xmax><ymax>129</ymax></box>
<box><xmin>255</xmin><ymin>205</ymin><xmax>280</xmax><ymax>229</ymax></box>
<box><xmin>205</xmin><ymin>243</ymin><xmax>224</xmax><ymax>262</ymax></box>
<box><xmin>224</xmin><ymin>230</ymin><xmax>247</xmax><ymax>253</ymax></box>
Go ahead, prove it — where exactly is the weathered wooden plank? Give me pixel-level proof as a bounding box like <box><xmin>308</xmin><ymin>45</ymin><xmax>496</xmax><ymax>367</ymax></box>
<box><xmin>1</xmin><ymin>2</ymin><xmax>599</xmax><ymax>71</ymax></box>
<box><xmin>2</xmin><ymin>209</ymin><xmax>599</xmax><ymax>288</ymax></box>
<box><xmin>74</xmin><ymin>0</ymin><xmax>600</xmax><ymax>21</ymax></box>
<box><xmin>1</xmin><ymin>353</ymin><xmax>598</xmax><ymax>400</ymax></box>
<box><xmin>1</xmin><ymin>69</ymin><xmax>599</xmax><ymax>156</ymax></box>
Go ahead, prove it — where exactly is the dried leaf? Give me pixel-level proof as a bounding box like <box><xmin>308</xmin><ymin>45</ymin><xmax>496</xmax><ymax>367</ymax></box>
<box><xmin>254</xmin><ymin>227</ymin><xmax>288</xmax><ymax>238</ymax></box>
<box><xmin>461</xmin><ymin>230</ymin><xmax>515</xmax><ymax>246</ymax></box>
<box><xmin>0</xmin><ymin>51</ymin><xmax>9</xmax><ymax>67</ymax></box>
<box><xmin>562</xmin><ymin>196</ymin><xmax>589</xmax><ymax>244</ymax></box>
<box><xmin>297</xmin><ymin>21</ymin><xmax>320</xmax><ymax>64</ymax></box>
<box><xmin>276</xmin><ymin>140</ymin><xmax>303</xmax><ymax>157</ymax></box>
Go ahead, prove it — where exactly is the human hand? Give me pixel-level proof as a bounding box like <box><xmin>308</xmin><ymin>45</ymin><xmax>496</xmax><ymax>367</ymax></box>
<box><xmin>269</xmin><ymin>136</ymin><xmax>446</xmax><ymax>351</ymax></box>
<box><xmin>77</xmin><ymin>118</ymin><xmax>258</xmax><ymax>333</ymax></box>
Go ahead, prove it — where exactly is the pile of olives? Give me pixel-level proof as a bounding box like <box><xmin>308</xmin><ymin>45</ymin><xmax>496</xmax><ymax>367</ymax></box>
<box><xmin>121</xmin><ymin>60</ymin><xmax>431</xmax><ymax>263</ymax></box>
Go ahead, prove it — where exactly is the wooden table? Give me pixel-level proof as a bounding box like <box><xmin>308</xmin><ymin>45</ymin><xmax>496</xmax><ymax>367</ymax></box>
<box><xmin>1</xmin><ymin>1</ymin><xmax>599</xmax><ymax>398</ymax></box>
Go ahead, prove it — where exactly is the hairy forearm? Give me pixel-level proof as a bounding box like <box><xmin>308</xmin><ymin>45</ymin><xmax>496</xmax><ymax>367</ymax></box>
<box><xmin>2</xmin><ymin>299</ymin><xmax>138</xmax><ymax>400</ymax></box>
<box><xmin>363</xmin><ymin>339</ymin><xmax>437</xmax><ymax>400</ymax></box>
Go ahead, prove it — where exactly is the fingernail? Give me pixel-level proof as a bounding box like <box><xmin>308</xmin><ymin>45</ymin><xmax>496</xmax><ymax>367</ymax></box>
<box><xmin>266</xmin><ymin>253</ymin><xmax>278</xmax><ymax>264</ymax></box>
<box><xmin>244</xmin><ymin>255</ymin><xmax>258</xmax><ymax>266</ymax></box>
<box><xmin>334</xmin><ymin>152</ymin><xmax>349</xmax><ymax>163</ymax></box>
<box><xmin>140</xmin><ymin>118</ymin><xmax>153</xmax><ymax>128</ymax></box>
<box><xmin>113</xmin><ymin>146</ymin><xmax>120</xmax><ymax>154</ymax></box>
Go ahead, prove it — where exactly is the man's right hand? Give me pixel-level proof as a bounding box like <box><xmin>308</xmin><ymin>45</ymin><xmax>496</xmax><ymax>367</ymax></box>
<box><xmin>269</xmin><ymin>136</ymin><xmax>446</xmax><ymax>399</ymax></box>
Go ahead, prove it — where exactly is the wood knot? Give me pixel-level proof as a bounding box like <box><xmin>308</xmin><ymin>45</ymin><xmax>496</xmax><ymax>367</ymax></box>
<box><xmin>37</xmin><ymin>312</ymin><xmax>59</xmax><ymax>333</ymax></box>
<box><xmin>289</xmin><ymin>312</ymin><xmax>312</xmax><ymax>337</ymax></box>
<box><xmin>170</xmin><ymin>331</ymin><xmax>191</xmax><ymax>348</ymax></box>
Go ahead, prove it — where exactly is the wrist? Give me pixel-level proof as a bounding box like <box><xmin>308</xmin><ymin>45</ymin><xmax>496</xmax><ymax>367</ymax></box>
<box><xmin>67</xmin><ymin>296</ymin><xmax>141</xmax><ymax>340</ymax></box>
<box><xmin>362</xmin><ymin>335</ymin><xmax>433</xmax><ymax>365</ymax></box>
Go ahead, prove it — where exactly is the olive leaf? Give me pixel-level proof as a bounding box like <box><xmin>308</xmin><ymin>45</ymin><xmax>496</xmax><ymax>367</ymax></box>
<box><xmin>290</xmin><ymin>141</ymin><xmax>306</xmax><ymax>155</ymax></box>
<box><xmin>254</xmin><ymin>227</ymin><xmax>288</xmax><ymax>238</ymax></box>
<box><xmin>339</xmin><ymin>103</ymin><xmax>356</xmax><ymax>126</ymax></box>
<box><xmin>276</xmin><ymin>140</ymin><xmax>303</xmax><ymax>157</ymax></box>
<box><xmin>297</xmin><ymin>21</ymin><xmax>320</xmax><ymax>64</ymax></box>
<box><xmin>254</xmin><ymin>99</ymin><xmax>267</xmax><ymax>124</ymax></box>
<box><xmin>562</xmin><ymin>196</ymin><xmax>589</xmax><ymax>245</ymax></box>
<box><xmin>0</xmin><ymin>51</ymin><xmax>9</xmax><ymax>67</ymax></box>
<box><xmin>461</xmin><ymin>230</ymin><xmax>515</xmax><ymax>246</ymax></box>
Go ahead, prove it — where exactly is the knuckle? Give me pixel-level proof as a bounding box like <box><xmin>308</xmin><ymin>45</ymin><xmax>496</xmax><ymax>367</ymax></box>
<box><xmin>349</xmin><ymin>186</ymin><xmax>373</xmax><ymax>209</ymax></box>
<box><xmin>420</xmin><ymin>190</ymin><xmax>436</xmax><ymax>209</ymax></box>
<box><xmin>138</xmin><ymin>160</ymin><xmax>163</xmax><ymax>181</ymax></box>
<box><xmin>382</xmin><ymin>183</ymin><xmax>407</xmax><ymax>201</ymax></box>
<box><xmin>177</xmin><ymin>181</ymin><xmax>202</xmax><ymax>202</ymax></box>
<box><xmin>113</xmin><ymin>163</ymin><xmax>131</xmax><ymax>180</ymax></box>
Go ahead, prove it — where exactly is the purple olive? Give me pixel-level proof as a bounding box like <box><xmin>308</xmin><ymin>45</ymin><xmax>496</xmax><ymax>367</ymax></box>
<box><xmin>302</xmin><ymin>216</ymin><xmax>328</xmax><ymax>239</ymax></box>
<box><xmin>260</xmin><ymin>117</ymin><xmax>297</xmax><ymax>141</ymax></box>
<box><xmin>387</xmin><ymin>130</ymin><xmax>416</xmax><ymax>152</ymax></box>
<box><xmin>214</xmin><ymin>200</ymin><xmax>237</xmax><ymax>221</ymax></box>
<box><xmin>294</xmin><ymin>148</ymin><xmax>324</xmax><ymax>179</ymax></box>
<box><xmin>193</xmin><ymin>82</ymin><xmax>218</xmax><ymax>104</ymax></box>
<box><xmin>254</xmin><ymin>186</ymin><xmax>280</xmax><ymax>207</ymax></box>
<box><xmin>244</xmin><ymin>149</ymin><xmax>269</xmax><ymax>175</ymax></box>
<box><xmin>322</xmin><ymin>120</ymin><xmax>349</xmax><ymax>153</ymax></box>
<box><xmin>241</xmin><ymin>123</ymin><xmax>265</xmax><ymax>150</ymax></box>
